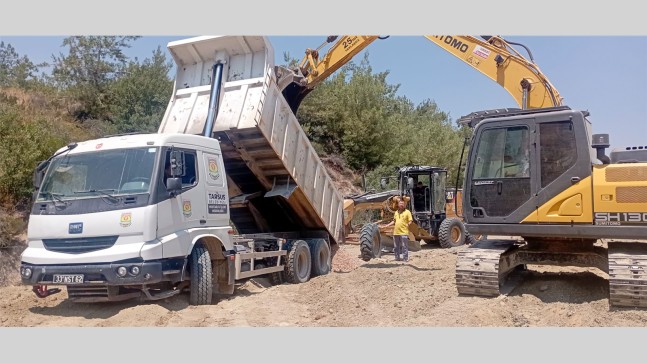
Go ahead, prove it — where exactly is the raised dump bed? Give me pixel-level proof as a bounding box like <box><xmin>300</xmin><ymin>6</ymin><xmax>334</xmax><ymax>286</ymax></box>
<box><xmin>158</xmin><ymin>36</ymin><xmax>344</xmax><ymax>244</ymax></box>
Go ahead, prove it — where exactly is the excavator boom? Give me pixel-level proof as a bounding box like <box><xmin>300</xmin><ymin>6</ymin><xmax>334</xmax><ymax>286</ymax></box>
<box><xmin>425</xmin><ymin>35</ymin><xmax>562</xmax><ymax>109</ymax></box>
<box><xmin>280</xmin><ymin>35</ymin><xmax>563</xmax><ymax>113</ymax></box>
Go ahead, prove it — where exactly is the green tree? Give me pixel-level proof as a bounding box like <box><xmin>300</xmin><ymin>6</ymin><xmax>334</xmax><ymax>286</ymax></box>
<box><xmin>110</xmin><ymin>47</ymin><xmax>173</xmax><ymax>133</ymax></box>
<box><xmin>0</xmin><ymin>103</ymin><xmax>65</xmax><ymax>204</ymax></box>
<box><xmin>337</xmin><ymin>57</ymin><xmax>398</xmax><ymax>171</ymax></box>
<box><xmin>51</xmin><ymin>36</ymin><xmax>140</xmax><ymax>120</ymax></box>
<box><xmin>297</xmin><ymin>54</ymin><xmax>397</xmax><ymax>171</ymax></box>
<box><xmin>293</xmin><ymin>52</ymin><xmax>466</xmax><ymax>189</ymax></box>
<box><xmin>0</xmin><ymin>41</ymin><xmax>42</xmax><ymax>88</ymax></box>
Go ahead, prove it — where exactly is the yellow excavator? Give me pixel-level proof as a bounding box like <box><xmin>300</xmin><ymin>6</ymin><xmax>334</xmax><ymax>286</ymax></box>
<box><xmin>455</xmin><ymin>107</ymin><xmax>647</xmax><ymax>308</ymax></box>
<box><xmin>275</xmin><ymin>35</ymin><xmax>564</xmax><ymax>259</ymax></box>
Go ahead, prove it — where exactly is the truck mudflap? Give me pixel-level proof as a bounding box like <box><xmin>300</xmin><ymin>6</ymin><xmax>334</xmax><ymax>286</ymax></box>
<box><xmin>32</xmin><ymin>285</ymin><xmax>62</xmax><ymax>298</ymax></box>
<box><xmin>608</xmin><ymin>241</ymin><xmax>647</xmax><ymax>308</ymax></box>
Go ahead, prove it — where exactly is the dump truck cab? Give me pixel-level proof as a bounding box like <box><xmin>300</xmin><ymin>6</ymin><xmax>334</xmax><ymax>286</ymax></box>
<box><xmin>22</xmin><ymin>133</ymin><xmax>234</xmax><ymax>302</ymax></box>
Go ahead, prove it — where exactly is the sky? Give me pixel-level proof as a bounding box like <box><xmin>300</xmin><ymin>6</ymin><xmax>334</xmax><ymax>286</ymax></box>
<box><xmin>1</xmin><ymin>35</ymin><xmax>646</xmax><ymax>150</ymax></box>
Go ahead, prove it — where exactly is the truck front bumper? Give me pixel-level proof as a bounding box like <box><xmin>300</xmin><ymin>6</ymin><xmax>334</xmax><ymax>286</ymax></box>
<box><xmin>20</xmin><ymin>260</ymin><xmax>166</xmax><ymax>286</ymax></box>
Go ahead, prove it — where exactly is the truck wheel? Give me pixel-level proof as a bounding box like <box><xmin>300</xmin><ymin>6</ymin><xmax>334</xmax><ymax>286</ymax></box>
<box><xmin>189</xmin><ymin>245</ymin><xmax>213</xmax><ymax>305</ymax></box>
<box><xmin>360</xmin><ymin>223</ymin><xmax>381</xmax><ymax>261</ymax></box>
<box><xmin>310</xmin><ymin>239</ymin><xmax>331</xmax><ymax>276</ymax></box>
<box><xmin>285</xmin><ymin>240</ymin><xmax>311</xmax><ymax>284</ymax></box>
<box><xmin>438</xmin><ymin>218</ymin><xmax>466</xmax><ymax>248</ymax></box>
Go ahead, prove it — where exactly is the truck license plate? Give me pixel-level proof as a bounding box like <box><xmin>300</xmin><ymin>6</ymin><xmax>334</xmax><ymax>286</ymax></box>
<box><xmin>53</xmin><ymin>274</ymin><xmax>84</xmax><ymax>284</ymax></box>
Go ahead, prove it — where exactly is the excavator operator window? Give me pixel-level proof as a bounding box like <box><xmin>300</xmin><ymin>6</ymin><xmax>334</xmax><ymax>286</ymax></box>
<box><xmin>473</xmin><ymin>126</ymin><xmax>530</xmax><ymax>179</ymax></box>
<box><xmin>470</xmin><ymin>125</ymin><xmax>531</xmax><ymax>217</ymax></box>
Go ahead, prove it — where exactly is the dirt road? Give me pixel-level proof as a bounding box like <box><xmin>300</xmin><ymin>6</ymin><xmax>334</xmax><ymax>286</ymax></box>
<box><xmin>2</xmin><ymin>241</ymin><xmax>647</xmax><ymax>327</ymax></box>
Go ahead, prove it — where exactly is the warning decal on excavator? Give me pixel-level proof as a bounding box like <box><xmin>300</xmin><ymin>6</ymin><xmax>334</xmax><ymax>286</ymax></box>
<box><xmin>473</xmin><ymin>45</ymin><xmax>491</xmax><ymax>59</ymax></box>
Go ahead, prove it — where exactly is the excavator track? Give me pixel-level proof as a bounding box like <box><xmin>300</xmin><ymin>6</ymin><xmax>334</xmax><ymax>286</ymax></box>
<box><xmin>455</xmin><ymin>239</ymin><xmax>518</xmax><ymax>297</ymax></box>
<box><xmin>608</xmin><ymin>242</ymin><xmax>647</xmax><ymax>308</ymax></box>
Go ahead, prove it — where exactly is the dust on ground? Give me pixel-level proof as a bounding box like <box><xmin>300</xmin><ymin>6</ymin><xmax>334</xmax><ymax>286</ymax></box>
<box><xmin>3</xmin><ymin>240</ymin><xmax>647</xmax><ymax>327</ymax></box>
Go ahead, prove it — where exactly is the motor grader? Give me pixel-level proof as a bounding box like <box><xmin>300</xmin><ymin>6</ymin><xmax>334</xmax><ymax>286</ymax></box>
<box><xmin>343</xmin><ymin>165</ymin><xmax>478</xmax><ymax>261</ymax></box>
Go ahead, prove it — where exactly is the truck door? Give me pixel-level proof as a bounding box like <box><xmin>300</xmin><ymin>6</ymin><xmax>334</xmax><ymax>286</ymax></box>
<box><xmin>157</xmin><ymin>148</ymin><xmax>207</xmax><ymax>258</ymax></box>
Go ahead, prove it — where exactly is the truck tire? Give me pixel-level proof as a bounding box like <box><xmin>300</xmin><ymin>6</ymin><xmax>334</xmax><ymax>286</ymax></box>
<box><xmin>310</xmin><ymin>239</ymin><xmax>331</xmax><ymax>276</ymax></box>
<box><xmin>285</xmin><ymin>240</ymin><xmax>312</xmax><ymax>284</ymax></box>
<box><xmin>360</xmin><ymin>223</ymin><xmax>382</xmax><ymax>261</ymax></box>
<box><xmin>438</xmin><ymin>218</ymin><xmax>466</xmax><ymax>248</ymax></box>
<box><xmin>189</xmin><ymin>244</ymin><xmax>213</xmax><ymax>305</ymax></box>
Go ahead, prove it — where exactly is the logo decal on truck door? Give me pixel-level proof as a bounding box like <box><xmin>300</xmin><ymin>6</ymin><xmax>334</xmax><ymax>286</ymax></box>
<box><xmin>120</xmin><ymin>213</ymin><xmax>132</xmax><ymax>227</ymax></box>
<box><xmin>182</xmin><ymin>200</ymin><xmax>192</xmax><ymax>217</ymax></box>
<box><xmin>208</xmin><ymin>158</ymin><xmax>220</xmax><ymax>180</ymax></box>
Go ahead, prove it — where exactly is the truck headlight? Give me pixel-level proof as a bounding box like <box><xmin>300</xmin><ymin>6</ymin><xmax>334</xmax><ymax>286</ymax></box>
<box><xmin>22</xmin><ymin>267</ymin><xmax>32</xmax><ymax>278</ymax></box>
<box><xmin>117</xmin><ymin>266</ymin><xmax>128</xmax><ymax>277</ymax></box>
<box><xmin>130</xmin><ymin>266</ymin><xmax>140</xmax><ymax>275</ymax></box>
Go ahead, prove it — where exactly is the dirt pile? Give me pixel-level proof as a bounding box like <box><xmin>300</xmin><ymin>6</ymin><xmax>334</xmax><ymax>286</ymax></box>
<box><xmin>320</xmin><ymin>154</ymin><xmax>362</xmax><ymax>197</ymax></box>
<box><xmin>4</xmin><ymin>242</ymin><xmax>647</xmax><ymax>327</ymax></box>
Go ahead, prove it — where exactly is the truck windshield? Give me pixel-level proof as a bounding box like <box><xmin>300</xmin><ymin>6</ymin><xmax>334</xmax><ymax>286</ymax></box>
<box><xmin>37</xmin><ymin>147</ymin><xmax>158</xmax><ymax>201</ymax></box>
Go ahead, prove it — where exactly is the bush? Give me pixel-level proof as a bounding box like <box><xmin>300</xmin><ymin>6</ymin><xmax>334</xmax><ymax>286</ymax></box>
<box><xmin>0</xmin><ymin>213</ymin><xmax>26</xmax><ymax>248</ymax></box>
<box><xmin>0</xmin><ymin>102</ymin><xmax>66</xmax><ymax>205</ymax></box>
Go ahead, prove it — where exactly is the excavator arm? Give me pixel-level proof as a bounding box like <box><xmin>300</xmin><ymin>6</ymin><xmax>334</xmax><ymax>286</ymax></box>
<box><xmin>425</xmin><ymin>35</ymin><xmax>562</xmax><ymax>110</ymax></box>
<box><xmin>279</xmin><ymin>35</ymin><xmax>563</xmax><ymax>113</ymax></box>
<box><xmin>279</xmin><ymin>35</ymin><xmax>380</xmax><ymax>113</ymax></box>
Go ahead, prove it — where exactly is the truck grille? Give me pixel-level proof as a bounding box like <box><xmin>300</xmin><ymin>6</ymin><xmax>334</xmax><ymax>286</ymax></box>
<box><xmin>42</xmin><ymin>236</ymin><xmax>118</xmax><ymax>254</ymax></box>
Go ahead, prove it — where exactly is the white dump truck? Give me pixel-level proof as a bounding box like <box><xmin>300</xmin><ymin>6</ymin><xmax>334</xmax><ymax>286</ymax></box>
<box><xmin>20</xmin><ymin>36</ymin><xmax>344</xmax><ymax>305</ymax></box>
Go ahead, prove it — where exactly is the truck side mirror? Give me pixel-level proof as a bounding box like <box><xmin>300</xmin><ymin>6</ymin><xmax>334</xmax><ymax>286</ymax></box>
<box><xmin>32</xmin><ymin>160</ymin><xmax>47</xmax><ymax>189</ymax></box>
<box><xmin>170</xmin><ymin>150</ymin><xmax>185</xmax><ymax>177</ymax></box>
<box><xmin>166</xmin><ymin>177</ymin><xmax>182</xmax><ymax>194</ymax></box>
<box><xmin>407</xmin><ymin>177</ymin><xmax>414</xmax><ymax>190</ymax></box>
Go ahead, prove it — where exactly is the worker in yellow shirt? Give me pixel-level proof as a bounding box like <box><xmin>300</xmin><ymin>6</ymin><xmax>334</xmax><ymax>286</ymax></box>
<box><xmin>380</xmin><ymin>199</ymin><xmax>413</xmax><ymax>262</ymax></box>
